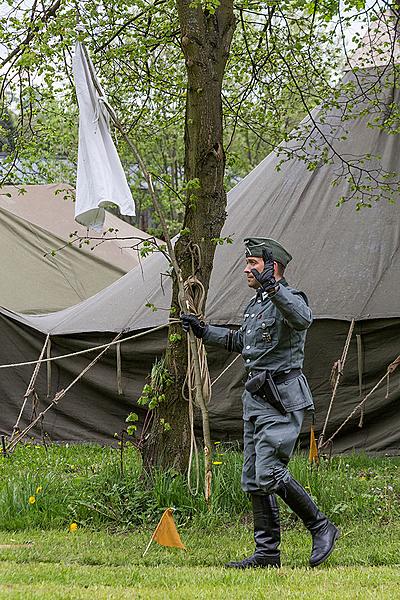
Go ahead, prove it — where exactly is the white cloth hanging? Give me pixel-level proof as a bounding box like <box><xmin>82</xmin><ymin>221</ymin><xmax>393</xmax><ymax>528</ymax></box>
<box><xmin>72</xmin><ymin>42</ymin><xmax>135</xmax><ymax>230</ymax></box>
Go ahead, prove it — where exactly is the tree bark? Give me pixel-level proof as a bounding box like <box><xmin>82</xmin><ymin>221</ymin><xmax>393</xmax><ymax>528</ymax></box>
<box><xmin>142</xmin><ymin>0</ymin><xmax>235</xmax><ymax>472</ymax></box>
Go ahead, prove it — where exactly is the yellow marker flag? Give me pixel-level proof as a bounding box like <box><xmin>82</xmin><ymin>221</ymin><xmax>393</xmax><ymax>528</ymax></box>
<box><xmin>143</xmin><ymin>508</ymin><xmax>185</xmax><ymax>556</ymax></box>
<box><xmin>309</xmin><ymin>425</ymin><xmax>319</xmax><ymax>465</ymax></box>
<box><xmin>153</xmin><ymin>508</ymin><xmax>185</xmax><ymax>549</ymax></box>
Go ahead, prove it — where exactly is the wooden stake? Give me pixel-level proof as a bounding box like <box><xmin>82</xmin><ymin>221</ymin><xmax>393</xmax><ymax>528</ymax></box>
<box><xmin>142</xmin><ymin>536</ymin><xmax>154</xmax><ymax>557</ymax></box>
<box><xmin>1</xmin><ymin>435</ymin><xmax>7</xmax><ymax>457</ymax></box>
<box><xmin>318</xmin><ymin>320</ymin><xmax>354</xmax><ymax>449</ymax></box>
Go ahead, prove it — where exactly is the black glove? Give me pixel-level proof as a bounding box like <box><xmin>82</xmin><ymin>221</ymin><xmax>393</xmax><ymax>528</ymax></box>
<box><xmin>251</xmin><ymin>248</ymin><xmax>277</xmax><ymax>292</ymax></box>
<box><xmin>180</xmin><ymin>313</ymin><xmax>207</xmax><ymax>338</ymax></box>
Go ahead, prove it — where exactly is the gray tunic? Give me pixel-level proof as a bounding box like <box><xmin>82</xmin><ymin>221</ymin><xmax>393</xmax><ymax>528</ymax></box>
<box><xmin>203</xmin><ymin>278</ymin><xmax>314</xmax><ymax>493</ymax></box>
<box><xmin>203</xmin><ymin>278</ymin><xmax>314</xmax><ymax>419</ymax></box>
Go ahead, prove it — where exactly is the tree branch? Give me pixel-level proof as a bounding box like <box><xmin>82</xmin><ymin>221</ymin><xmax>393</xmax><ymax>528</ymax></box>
<box><xmin>0</xmin><ymin>0</ymin><xmax>62</xmax><ymax>69</ymax></box>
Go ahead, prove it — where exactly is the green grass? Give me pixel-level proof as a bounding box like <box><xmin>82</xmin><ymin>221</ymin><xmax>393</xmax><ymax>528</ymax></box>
<box><xmin>0</xmin><ymin>446</ymin><xmax>399</xmax><ymax>597</ymax></box>
<box><xmin>0</xmin><ymin>444</ymin><xmax>399</xmax><ymax>531</ymax></box>
<box><xmin>0</xmin><ymin>524</ymin><xmax>399</xmax><ymax>598</ymax></box>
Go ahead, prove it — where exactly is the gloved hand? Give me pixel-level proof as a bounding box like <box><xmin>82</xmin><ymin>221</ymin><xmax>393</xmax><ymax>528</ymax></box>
<box><xmin>180</xmin><ymin>313</ymin><xmax>207</xmax><ymax>338</ymax></box>
<box><xmin>251</xmin><ymin>248</ymin><xmax>277</xmax><ymax>292</ymax></box>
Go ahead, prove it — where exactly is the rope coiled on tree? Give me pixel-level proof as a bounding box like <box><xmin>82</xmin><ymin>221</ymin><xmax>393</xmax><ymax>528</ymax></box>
<box><xmin>181</xmin><ymin>274</ymin><xmax>212</xmax><ymax>495</ymax></box>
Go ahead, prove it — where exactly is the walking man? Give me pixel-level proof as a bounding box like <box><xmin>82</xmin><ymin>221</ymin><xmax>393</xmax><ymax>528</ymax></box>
<box><xmin>181</xmin><ymin>237</ymin><xmax>339</xmax><ymax>568</ymax></box>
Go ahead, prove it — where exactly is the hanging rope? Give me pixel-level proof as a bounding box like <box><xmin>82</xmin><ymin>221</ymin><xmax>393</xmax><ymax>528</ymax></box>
<box><xmin>181</xmin><ymin>267</ymin><xmax>246</xmax><ymax>496</ymax></box>
<box><xmin>318</xmin><ymin>319</ymin><xmax>355</xmax><ymax>449</ymax></box>
<box><xmin>182</xmin><ymin>274</ymin><xmax>211</xmax><ymax>405</ymax></box>
<box><xmin>186</xmin><ymin>341</ymin><xmax>200</xmax><ymax>495</ymax></box>
<box><xmin>181</xmin><ymin>271</ymin><xmax>212</xmax><ymax>496</ymax></box>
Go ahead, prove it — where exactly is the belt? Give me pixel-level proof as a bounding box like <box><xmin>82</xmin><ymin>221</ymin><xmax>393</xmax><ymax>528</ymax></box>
<box><xmin>273</xmin><ymin>368</ymin><xmax>302</xmax><ymax>385</ymax></box>
<box><xmin>248</xmin><ymin>368</ymin><xmax>302</xmax><ymax>385</ymax></box>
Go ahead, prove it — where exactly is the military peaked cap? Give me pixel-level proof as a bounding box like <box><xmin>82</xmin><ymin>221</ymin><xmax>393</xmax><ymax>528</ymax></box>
<box><xmin>244</xmin><ymin>237</ymin><xmax>292</xmax><ymax>267</ymax></box>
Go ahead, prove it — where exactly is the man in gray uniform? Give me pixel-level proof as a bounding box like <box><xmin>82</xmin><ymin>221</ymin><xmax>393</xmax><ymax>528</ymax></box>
<box><xmin>181</xmin><ymin>237</ymin><xmax>339</xmax><ymax>569</ymax></box>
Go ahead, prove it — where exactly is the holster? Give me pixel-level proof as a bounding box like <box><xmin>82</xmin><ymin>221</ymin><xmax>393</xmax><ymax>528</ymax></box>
<box><xmin>245</xmin><ymin>370</ymin><xmax>287</xmax><ymax>415</ymax></box>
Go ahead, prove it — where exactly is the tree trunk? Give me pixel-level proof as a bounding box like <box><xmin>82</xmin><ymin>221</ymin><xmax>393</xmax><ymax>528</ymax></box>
<box><xmin>142</xmin><ymin>0</ymin><xmax>235</xmax><ymax>472</ymax></box>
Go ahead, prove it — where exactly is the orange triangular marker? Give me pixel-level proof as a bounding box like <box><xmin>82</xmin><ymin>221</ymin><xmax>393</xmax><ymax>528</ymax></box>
<box><xmin>143</xmin><ymin>508</ymin><xmax>185</xmax><ymax>556</ymax></box>
<box><xmin>309</xmin><ymin>425</ymin><xmax>319</xmax><ymax>465</ymax></box>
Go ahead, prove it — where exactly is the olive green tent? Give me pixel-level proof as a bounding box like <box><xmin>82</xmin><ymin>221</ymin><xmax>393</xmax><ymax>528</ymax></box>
<box><xmin>0</xmin><ymin>35</ymin><xmax>399</xmax><ymax>452</ymax></box>
<box><xmin>0</xmin><ymin>184</ymin><xmax>159</xmax><ymax>313</ymax></box>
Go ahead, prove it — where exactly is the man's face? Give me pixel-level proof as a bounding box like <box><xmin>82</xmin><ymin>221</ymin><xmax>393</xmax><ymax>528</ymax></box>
<box><xmin>244</xmin><ymin>256</ymin><xmax>264</xmax><ymax>289</ymax></box>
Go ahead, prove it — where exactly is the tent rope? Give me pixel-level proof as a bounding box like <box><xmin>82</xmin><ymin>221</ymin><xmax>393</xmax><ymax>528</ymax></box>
<box><xmin>319</xmin><ymin>354</ymin><xmax>400</xmax><ymax>450</ymax></box>
<box><xmin>3</xmin><ymin>306</ymin><xmax>213</xmax><ymax>492</ymax></box>
<box><xmin>4</xmin><ymin>314</ymin><xmax>239</xmax><ymax>457</ymax></box>
<box><xmin>6</xmin><ymin>333</ymin><xmax>122</xmax><ymax>453</ymax></box>
<box><xmin>10</xmin><ymin>334</ymin><xmax>50</xmax><ymax>441</ymax></box>
<box><xmin>318</xmin><ymin>319</ymin><xmax>355</xmax><ymax>449</ymax></box>
<box><xmin>0</xmin><ymin>321</ymin><xmax>180</xmax><ymax>370</ymax></box>
<box><xmin>210</xmin><ymin>354</ymin><xmax>241</xmax><ymax>387</ymax></box>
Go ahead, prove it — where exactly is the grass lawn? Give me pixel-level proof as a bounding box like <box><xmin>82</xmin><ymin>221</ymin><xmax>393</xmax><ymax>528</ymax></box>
<box><xmin>0</xmin><ymin>523</ymin><xmax>399</xmax><ymax>599</ymax></box>
<box><xmin>0</xmin><ymin>446</ymin><xmax>399</xmax><ymax>598</ymax></box>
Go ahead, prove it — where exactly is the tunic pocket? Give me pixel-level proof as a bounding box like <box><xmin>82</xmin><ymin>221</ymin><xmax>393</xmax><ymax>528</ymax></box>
<box><xmin>276</xmin><ymin>374</ymin><xmax>314</xmax><ymax>412</ymax></box>
<box><xmin>254</xmin><ymin>317</ymin><xmax>275</xmax><ymax>348</ymax></box>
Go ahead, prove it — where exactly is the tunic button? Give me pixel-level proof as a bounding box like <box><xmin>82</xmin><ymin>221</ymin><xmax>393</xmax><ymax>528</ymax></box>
<box><xmin>247</xmin><ymin>330</ymin><xmax>251</xmax><ymax>334</ymax></box>
<box><xmin>246</xmin><ymin>359</ymin><xmax>250</xmax><ymax>363</ymax></box>
<box><xmin>257</xmin><ymin>299</ymin><xmax>261</xmax><ymax>303</ymax></box>
<box><xmin>251</xmin><ymin>313</ymin><xmax>255</xmax><ymax>317</ymax></box>
<box><xmin>261</xmin><ymin>323</ymin><xmax>266</xmax><ymax>329</ymax></box>
<box><xmin>246</xmin><ymin>345</ymin><xmax>250</xmax><ymax>349</ymax></box>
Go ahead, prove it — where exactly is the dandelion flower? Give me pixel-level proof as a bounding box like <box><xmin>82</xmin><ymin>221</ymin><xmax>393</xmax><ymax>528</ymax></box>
<box><xmin>28</xmin><ymin>496</ymin><xmax>36</xmax><ymax>505</ymax></box>
<box><xmin>212</xmin><ymin>461</ymin><xmax>223</xmax><ymax>465</ymax></box>
<box><xmin>35</xmin><ymin>486</ymin><xmax>42</xmax><ymax>494</ymax></box>
<box><xmin>69</xmin><ymin>522</ymin><xmax>78</xmax><ymax>532</ymax></box>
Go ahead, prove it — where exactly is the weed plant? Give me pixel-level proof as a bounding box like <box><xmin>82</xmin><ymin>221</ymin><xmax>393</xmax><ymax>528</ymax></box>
<box><xmin>0</xmin><ymin>443</ymin><xmax>399</xmax><ymax>531</ymax></box>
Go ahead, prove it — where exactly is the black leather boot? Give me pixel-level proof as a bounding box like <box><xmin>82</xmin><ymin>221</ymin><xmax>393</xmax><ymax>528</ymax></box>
<box><xmin>225</xmin><ymin>494</ymin><xmax>281</xmax><ymax>569</ymax></box>
<box><xmin>276</xmin><ymin>476</ymin><xmax>340</xmax><ymax>567</ymax></box>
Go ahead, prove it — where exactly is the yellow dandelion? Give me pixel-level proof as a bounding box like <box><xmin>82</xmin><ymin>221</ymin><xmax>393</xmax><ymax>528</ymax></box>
<box><xmin>35</xmin><ymin>486</ymin><xmax>42</xmax><ymax>494</ymax></box>
<box><xmin>28</xmin><ymin>496</ymin><xmax>36</xmax><ymax>505</ymax></box>
<box><xmin>212</xmin><ymin>461</ymin><xmax>223</xmax><ymax>465</ymax></box>
<box><xmin>69</xmin><ymin>522</ymin><xmax>78</xmax><ymax>532</ymax></box>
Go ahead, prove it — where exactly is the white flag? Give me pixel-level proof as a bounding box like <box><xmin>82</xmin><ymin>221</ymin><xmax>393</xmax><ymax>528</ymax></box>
<box><xmin>73</xmin><ymin>42</ymin><xmax>135</xmax><ymax>230</ymax></box>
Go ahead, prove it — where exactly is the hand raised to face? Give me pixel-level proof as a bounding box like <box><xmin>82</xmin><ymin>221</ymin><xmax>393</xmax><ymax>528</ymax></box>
<box><xmin>250</xmin><ymin>248</ymin><xmax>276</xmax><ymax>292</ymax></box>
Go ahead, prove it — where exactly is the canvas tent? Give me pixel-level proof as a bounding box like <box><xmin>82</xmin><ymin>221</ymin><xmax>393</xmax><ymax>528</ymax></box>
<box><xmin>0</xmin><ymin>184</ymin><xmax>159</xmax><ymax>313</ymax></box>
<box><xmin>1</xmin><ymin>26</ymin><xmax>399</xmax><ymax>453</ymax></box>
